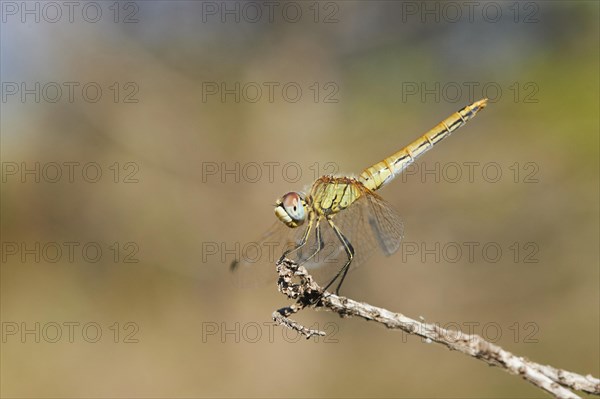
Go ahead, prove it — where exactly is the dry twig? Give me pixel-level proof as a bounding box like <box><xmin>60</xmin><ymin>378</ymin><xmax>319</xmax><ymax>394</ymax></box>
<box><xmin>272</xmin><ymin>258</ymin><xmax>600</xmax><ymax>399</ymax></box>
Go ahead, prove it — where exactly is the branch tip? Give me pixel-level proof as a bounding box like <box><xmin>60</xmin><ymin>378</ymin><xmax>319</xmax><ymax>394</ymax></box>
<box><xmin>271</xmin><ymin>258</ymin><xmax>599</xmax><ymax>398</ymax></box>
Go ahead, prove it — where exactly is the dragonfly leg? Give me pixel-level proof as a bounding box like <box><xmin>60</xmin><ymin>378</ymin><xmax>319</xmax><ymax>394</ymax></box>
<box><xmin>278</xmin><ymin>213</ymin><xmax>314</xmax><ymax>263</ymax></box>
<box><xmin>299</xmin><ymin>217</ymin><xmax>323</xmax><ymax>265</ymax></box>
<box><xmin>322</xmin><ymin>217</ymin><xmax>355</xmax><ymax>296</ymax></box>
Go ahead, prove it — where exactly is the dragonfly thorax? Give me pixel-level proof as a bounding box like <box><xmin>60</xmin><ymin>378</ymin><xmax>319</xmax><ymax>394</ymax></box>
<box><xmin>310</xmin><ymin>176</ymin><xmax>364</xmax><ymax>216</ymax></box>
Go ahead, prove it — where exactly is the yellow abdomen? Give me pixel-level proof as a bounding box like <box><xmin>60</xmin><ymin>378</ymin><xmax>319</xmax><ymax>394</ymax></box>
<box><xmin>359</xmin><ymin>98</ymin><xmax>488</xmax><ymax>191</ymax></box>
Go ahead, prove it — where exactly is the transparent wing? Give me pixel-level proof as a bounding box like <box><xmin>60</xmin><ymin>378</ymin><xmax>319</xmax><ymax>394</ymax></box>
<box><xmin>230</xmin><ymin>220</ymin><xmax>309</xmax><ymax>289</ymax></box>
<box><xmin>362</xmin><ymin>190</ymin><xmax>405</xmax><ymax>256</ymax></box>
<box><xmin>297</xmin><ymin>190</ymin><xmax>404</xmax><ymax>288</ymax></box>
<box><xmin>231</xmin><ymin>189</ymin><xmax>404</xmax><ymax>290</ymax></box>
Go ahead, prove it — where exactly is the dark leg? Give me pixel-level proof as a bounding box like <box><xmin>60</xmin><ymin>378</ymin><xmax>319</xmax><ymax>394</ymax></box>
<box><xmin>278</xmin><ymin>215</ymin><xmax>313</xmax><ymax>263</ymax></box>
<box><xmin>322</xmin><ymin>218</ymin><xmax>355</xmax><ymax>295</ymax></box>
<box><xmin>335</xmin><ymin>244</ymin><xmax>354</xmax><ymax>295</ymax></box>
<box><xmin>299</xmin><ymin>218</ymin><xmax>323</xmax><ymax>265</ymax></box>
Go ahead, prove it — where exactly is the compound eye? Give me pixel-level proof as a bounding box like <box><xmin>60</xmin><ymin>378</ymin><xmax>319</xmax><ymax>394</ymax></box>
<box><xmin>282</xmin><ymin>192</ymin><xmax>305</xmax><ymax>223</ymax></box>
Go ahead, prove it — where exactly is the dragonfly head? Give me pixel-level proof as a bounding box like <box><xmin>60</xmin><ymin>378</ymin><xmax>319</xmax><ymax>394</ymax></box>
<box><xmin>274</xmin><ymin>192</ymin><xmax>306</xmax><ymax>228</ymax></box>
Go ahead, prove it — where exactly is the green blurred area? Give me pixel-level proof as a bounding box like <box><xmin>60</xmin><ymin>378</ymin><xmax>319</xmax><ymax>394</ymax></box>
<box><xmin>1</xmin><ymin>1</ymin><xmax>598</xmax><ymax>398</ymax></box>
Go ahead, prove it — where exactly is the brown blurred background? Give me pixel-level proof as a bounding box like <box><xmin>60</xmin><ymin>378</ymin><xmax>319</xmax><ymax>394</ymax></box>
<box><xmin>1</xmin><ymin>1</ymin><xmax>598</xmax><ymax>397</ymax></box>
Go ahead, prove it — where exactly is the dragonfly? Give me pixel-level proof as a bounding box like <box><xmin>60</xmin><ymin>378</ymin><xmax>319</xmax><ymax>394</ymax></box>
<box><xmin>232</xmin><ymin>98</ymin><xmax>488</xmax><ymax>295</ymax></box>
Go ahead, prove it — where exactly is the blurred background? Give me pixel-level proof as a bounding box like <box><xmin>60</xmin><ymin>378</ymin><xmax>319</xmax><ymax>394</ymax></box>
<box><xmin>1</xmin><ymin>1</ymin><xmax>598</xmax><ymax>397</ymax></box>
